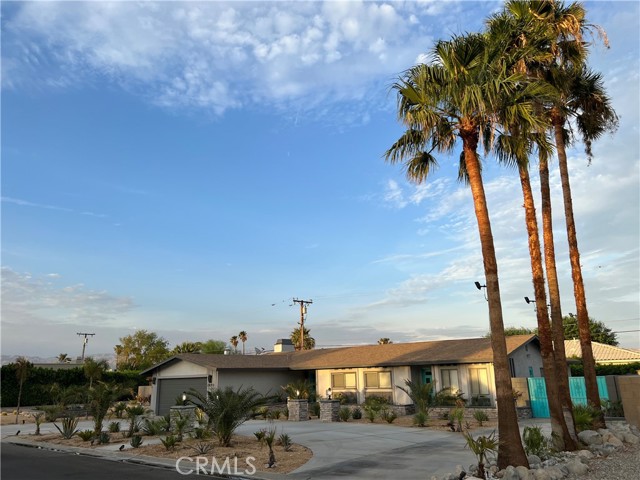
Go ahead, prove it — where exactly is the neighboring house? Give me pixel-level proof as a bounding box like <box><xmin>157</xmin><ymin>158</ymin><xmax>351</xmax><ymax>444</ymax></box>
<box><xmin>564</xmin><ymin>340</ymin><xmax>640</xmax><ymax>365</ymax></box>
<box><xmin>142</xmin><ymin>334</ymin><xmax>542</xmax><ymax>415</ymax></box>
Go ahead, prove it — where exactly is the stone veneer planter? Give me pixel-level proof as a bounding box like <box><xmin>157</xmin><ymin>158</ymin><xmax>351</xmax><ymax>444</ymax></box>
<box><xmin>169</xmin><ymin>405</ymin><xmax>196</xmax><ymax>434</ymax></box>
<box><xmin>319</xmin><ymin>400</ymin><xmax>340</xmax><ymax>422</ymax></box>
<box><xmin>287</xmin><ymin>398</ymin><xmax>309</xmax><ymax>421</ymax></box>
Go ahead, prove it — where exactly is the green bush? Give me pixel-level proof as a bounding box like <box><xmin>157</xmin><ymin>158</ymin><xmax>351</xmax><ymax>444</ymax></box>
<box><xmin>97</xmin><ymin>431</ymin><xmax>110</xmax><ymax>444</ymax></box>
<box><xmin>130</xmin><ymin>435</ymin><xmax>144</xmax><ymax>448</ymax></box>
<box><xmin>522</xmin><ymin>425</ymin><xmax>550</xmax><ymax>458</ymax></box>
<box><xmin>108</xmin><ymin>421</ymin><xmax>121</xmax><ymax>433</ymax></box>
<box><xmin>573</xmin><ymin>404</ymin><xmax>598</xmax><ymax>432</ymax></box>
<box><xmin>339</xmin><ymin>406</ymin><xmax>351</xmax><ymax>422</ymax></box>
<box><xmin>601</xmin><ymin>399</ymin><xmax>624</xmax><ymax>417</ymax></box>
<box><xmin>569</xmin><ymin>362</ymin><xmax>640</xmax><ymax>377</ymax></box>
<box><xmin>267</xmin><ymin>409</ymin><xmax>281</xmax><ymax>420</ymax></box>
<box><xmin>335</xmin><ymin>391</ymin><xmax>357</xmax><ymax>405</ymax></box>
<box><xmin>351</xmin><ymin>407</ymin><xmax>362</xmax><ymax>419</ymax></box>
<box><xmin>141</xmin><ymin>417</ymin><xmax>168</xmax><ymax>436</ymax></box>
<box><xmin>161</xmin><ymin>435</ymin><xmax>178</xmax><ymax>451</ymax></box>
<box><xmin>311</xmin><ymin>402</ymin><xmax>321</xmax><ymax>417</ymax></box>
<box><xmin>413</xmin><ymin>411</ymin><xmax>428</xmax><ymax>427</ymax></box>
<box><xmin>78</xmin><ymin>430</ymin><xmax>94</xmax><ymax>441</ymax></box>
<box><xmin>380</xmin><ymin>408</ymin><xmax>397</xmax><ymax>424</ymax></box>
<box><xmin>473</xmin><ymin>410</ymin><xmax>489</xmax><ymax>426</ymax></box>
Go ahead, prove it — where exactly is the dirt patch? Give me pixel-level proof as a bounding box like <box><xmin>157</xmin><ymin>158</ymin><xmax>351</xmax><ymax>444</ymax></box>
<box><xmin>30</xmin><ymin>432</ymin><xmax>312</xmax><ymax>474</ymax></box>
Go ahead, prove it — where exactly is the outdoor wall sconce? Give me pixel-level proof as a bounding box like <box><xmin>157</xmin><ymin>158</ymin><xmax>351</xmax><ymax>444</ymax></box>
<box><xmin>326</xmin><ymin>387</ymin><xmax>332</xmax><ymax>400</ymax></box>
<box><xmin>295</xmin><ymin>389</ymin><xmax>300</xmax><ymax>398</ymax></box>
<box><xmin>207</xmin><ymin>374</ymin><xmax>213</xmax><ymax>383</ymax></box>
<box><xmin>152</xmin><ymin>377</ymin><xmax>156</xmax><ymax>385</ymax></box>
<box><xmin>181</xmin><ymin>391</ymin><xmax>187</xmax><ymax>405</ymax></box>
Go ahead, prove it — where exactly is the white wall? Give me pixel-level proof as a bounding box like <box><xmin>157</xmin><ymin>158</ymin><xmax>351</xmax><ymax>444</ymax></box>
<box><xmin>316</xmin><ymin>366</ymin><xmax>413</xmax><ymax>404</ymax></box>
<box><xmin>509</xmin><ymin>342</ymin><xmax>544</xmax><ymax>377</ymax></box>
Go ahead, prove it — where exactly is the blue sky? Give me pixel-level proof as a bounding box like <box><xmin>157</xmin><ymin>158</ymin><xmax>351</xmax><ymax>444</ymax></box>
<box><xmin>2</xmin><ymin>1</ymin><xmax>639</xmax><ymax>358</ymax></box>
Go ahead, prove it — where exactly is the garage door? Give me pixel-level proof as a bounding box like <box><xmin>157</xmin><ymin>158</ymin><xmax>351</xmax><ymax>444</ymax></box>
<box><xmin>157</xmin><ymin>377</ymin><xmax>207</xmax><ymax>416</ymax></box>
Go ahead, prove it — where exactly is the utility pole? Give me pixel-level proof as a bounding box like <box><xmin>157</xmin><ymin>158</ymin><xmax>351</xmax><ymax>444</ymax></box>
<box><xmin>77</xmin><ymin>332</ymin><xmax>95</xmax><ymax>362</ymax></box>
<box><xmin>292</xmin><ymin>298</ymin><xmax>312</xmax><ymax>351</ymax></box>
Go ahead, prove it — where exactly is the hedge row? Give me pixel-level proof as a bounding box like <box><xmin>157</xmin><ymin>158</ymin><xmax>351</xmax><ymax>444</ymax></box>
<box><xmin>569</xmin><ymin>362</ymin><xmax>640</xmax><ymax>377</ymax></box>
<box><xmin>0</xmin><ymin>365</ymin><xmax>147</xmax><ymax>408</ymax></box>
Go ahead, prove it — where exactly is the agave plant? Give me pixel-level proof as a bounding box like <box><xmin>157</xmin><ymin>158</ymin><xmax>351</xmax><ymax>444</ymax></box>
<box><xmin>54</xmin><ymin>416</ymin><xmax>80</xmax><ymax>439</ymax></box>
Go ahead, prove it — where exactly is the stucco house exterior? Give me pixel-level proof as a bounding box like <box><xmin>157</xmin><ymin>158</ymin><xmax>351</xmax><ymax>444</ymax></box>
<box><xmin>564</xmin><ymin>339</ymin><xmax>640</xmax><ymax>365</ymax></box>
<box><xmin>142</xmin><ymin>334</ymin><xmax>542</xmax><ymax>415</ymax></box>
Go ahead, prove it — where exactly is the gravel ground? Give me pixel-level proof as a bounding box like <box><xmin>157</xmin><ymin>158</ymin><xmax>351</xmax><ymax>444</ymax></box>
<box><xmin>567</xmin><ymin>443</ymin><xmax>640</xmax><ymax>480</ymax></box>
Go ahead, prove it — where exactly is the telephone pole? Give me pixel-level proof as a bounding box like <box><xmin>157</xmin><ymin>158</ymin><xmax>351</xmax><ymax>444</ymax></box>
<box><xmin>77</xmin><ymin>332</ymin><xmax>95</xmax><ymax>362</ymax></box>
<box><xmin>292</xmin><ymin>298</ymin><xmax>312</xmax><ymax>351</ymax></box>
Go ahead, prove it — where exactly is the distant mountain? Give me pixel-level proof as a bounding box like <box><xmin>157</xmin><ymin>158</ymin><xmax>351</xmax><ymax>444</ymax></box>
<box><xmin>1</xmin><ymin>353</ymin><xmax>116</xmax><ymax>367</ymax></box>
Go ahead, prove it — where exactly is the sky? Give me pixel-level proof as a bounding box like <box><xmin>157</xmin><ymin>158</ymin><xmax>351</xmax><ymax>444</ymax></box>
<box><xmin>1</xmin><ymin>0</ymin><xmax>639</xmax><ymax>360</ymax></box>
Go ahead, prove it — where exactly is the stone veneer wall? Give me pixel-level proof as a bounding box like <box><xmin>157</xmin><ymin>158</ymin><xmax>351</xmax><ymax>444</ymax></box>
<box><xmin>169</xmin><ymin>405</ymin><xmax>196</xmax><ymax>434</ymax></box>
<box><xmin>287</xmin><ymin>399</ymin><xmax>309</xmax><ymax>421</ymax></box>
<box><xmin>319</xmin><ymin>400</ymin><xmax>340</xmax><ymax>422</ymax></box>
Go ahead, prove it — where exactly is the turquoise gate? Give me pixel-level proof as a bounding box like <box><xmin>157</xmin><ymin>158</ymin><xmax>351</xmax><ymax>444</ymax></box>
<box><xmin>527</xmin><ymin>376</ymin><xmax>609</xmax><ymax>418</ymax></box>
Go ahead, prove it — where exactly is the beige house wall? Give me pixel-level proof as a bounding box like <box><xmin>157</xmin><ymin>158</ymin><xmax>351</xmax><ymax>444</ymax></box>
<box><xmin>316</xmin><ymin>366</ymin><xmax>412</xmax><ymax>404</ymax></box>
<box><xmin>617</xmin><ymin>375</ymin><xmax>640</xmax><ymax>428</ymax></box>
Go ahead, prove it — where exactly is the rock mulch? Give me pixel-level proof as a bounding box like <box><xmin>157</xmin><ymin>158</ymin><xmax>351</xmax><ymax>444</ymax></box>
<box><xmin>433</xmin><ymin>421</ymin><xmax>640</xmax><ymax>480</ymax></box>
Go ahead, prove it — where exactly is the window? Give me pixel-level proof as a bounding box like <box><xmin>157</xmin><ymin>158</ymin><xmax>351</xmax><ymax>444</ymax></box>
<box><xmin>469</xmin><ymin>368</ymin><xmax>490</xmax><ymax>396</ymax></box>
<box><xmin>509</xmin><ymin>358</ymin><xmax>516</xmax><ymax>377</ymax></box>
<box><xmin>331</xmin><ymin>372</ymin><xmax>356</xmax><ymax>389</ymax></box>
<box><xmin>364</xmin><ymin>371</ymin><xmax>391</xmax><ymax>389</ymax></box>
<box><xmin>528</xmin><ymin>366</ymin><xmax>534</xmax><ymax>377</ymax></box>
<box><xmin>440</xmin><ymin>368</ymin><xmax>459</xmax><ymax>392</ymax></box>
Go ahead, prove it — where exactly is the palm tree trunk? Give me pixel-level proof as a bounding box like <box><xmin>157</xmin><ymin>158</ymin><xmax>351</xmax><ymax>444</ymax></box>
<box><xmin>552</xmin><ymin>112</ymin><xmax>604</xmax><ymax>428</ymax></box>
<box><xmin>463</xmin><ymin>134</ymin><xmax>528</xmax><ymax>469</ymax></box>
<box><xmin>539</xmin><ymin>152</ymin><xmax>578</xmax><ymax>443</ymax></box>
<box><xmin>15</xmin><ymin>382</ymin><xmax>23</xmax><ymax>424</ymax></box>
<box><xmin>519</xmin><ymin>164</ymin><xmax>576</xmax><ymax>451</ymax></box>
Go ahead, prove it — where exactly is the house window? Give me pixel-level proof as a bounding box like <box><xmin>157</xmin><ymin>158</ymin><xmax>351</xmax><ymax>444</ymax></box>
<box><xmin>331</xmin><ymin>372</ymin><xmax>356</xmax><ymax>389</ymax></box>
<box><xmin>364</xmin><ymin>371</ymin><xmax>391</xmax><ymax>389</ymax></box>
<box><xmin>469</xmin><ymin>368</ymin><xmax>490</xmax><ymax>396</ymax></box>
<box><xmin>509</xmin><ymin>358</ymin><xmax>516</xmax><ymax>377</ymax></box>
<box><xmin>440</xmin><ymin>368</ymin><xmax>459</xmax><ymax>392</ymax></box>
<box><xmin>528</xmin><ymin>366</ymin><xmax>534</xmax><ymax>377</ymax></box>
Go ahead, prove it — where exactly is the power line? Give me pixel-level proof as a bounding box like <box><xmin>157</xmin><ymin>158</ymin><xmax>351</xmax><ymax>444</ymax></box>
<box><xmin>292</xmin><ymin>298</ymin><xmax>312</xmax><ymax>351</ymax></box>
<box><xmin>76</xmin><ymin>332</ymin><xmax>95</xmax><ymax>362</ymax></box>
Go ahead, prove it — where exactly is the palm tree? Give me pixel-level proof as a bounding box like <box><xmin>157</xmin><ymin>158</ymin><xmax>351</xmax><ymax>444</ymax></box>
<box><xmin>14</xmin><ymin>357</ymin><xmax>32</xmax><ymax>424</ymax></box>
<box><xmin>384</xmin><ymin>32</ymin><xmax>540</xmax><ymax>468</ymax></box>
<box><xmin>377</xmin><ymin>338</ymin><xmax>393</xmax><ymax>345</ymax></box>
<box><xmin>171</xmin><ymin>341</ymin><xmax>203</xmax><ymax>354</ymax></box>
<box><xmin>83</xmin><ymin>357</ymin><xmax>109</xmax><ymax>389</ymax></box>
<box><xmin>229</xmin><ymin>335</ymin><xmax>239</xmax><ymax>353</ymax></box>
<box><xmin>57</xmin><ymin>353</ymin><xmax>70</xmax><ymax>363</ymax></box>
<box><xmin>487</xmin><ymin>2</ymin><xmax>578</xmax><ymax>450</ymax></box>
<box><xmin>290</xmin><ymin>327</ymin><xmax>315</xmax><ymax>350</ymax></box>
<box><xmin>87</xmin><ymin>382</ymin><xmax>125</xmax><ymax>437</ymax></box>
<box><xmin>238</xmin><ymin>331</ymin><xmax>248</xmax><ymax>355</ymax></box>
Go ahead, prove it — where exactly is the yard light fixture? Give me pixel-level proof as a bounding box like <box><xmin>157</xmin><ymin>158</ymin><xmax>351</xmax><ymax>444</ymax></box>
<box><xmin>474</xmin><ymin>281</ymin><xmax>488</xmax><ymax>301</ymax></box>
<box><xmin>326</xmin><ymin>387</ymin><xmax>332</xmax><ymax>400</ymax></box>
<box><xmin>295</xmin><ymin>389</ymin><xmax>300</xmax><ymax>398</ymax></box>
<box><xmin>524</xmin><ymin>296</ymin><xmax>534</xmax><ymax>304</ymax></box>
<box><xmin>181</xmin><ymin>391</ymin><xmax>187</xmax><ymax>405</ymax></box>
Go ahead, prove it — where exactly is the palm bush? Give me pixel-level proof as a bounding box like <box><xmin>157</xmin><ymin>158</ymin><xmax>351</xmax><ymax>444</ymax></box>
<box><xmin>339</xmin><ymin>406</ymin><xmax>351</xmax><ymax>422</ymax></box>
<box><xmin>125</xmin><ymin>404</ymin><xmax>146</xmax><ymax>438</ymax></box>
<box><xmin>351</xmin><ymin>407</ymin><xmax>362</xmax><ymax>420</ymax></box>
<box><xmin>189</xmin><ymin>386</ymin><xmax>268</xmax><ymax>447</ymax></box>
<box><xmin>380</xmin><ymin>408</ymin><xmax>397</xmax><ymax>424</ymax></box>
<box><xmin>281</xmin><ymin>379</ymin><xmax>314</xmax><ymax>400</ymax></box>
<box><xmin>161</xmin><ymin>435</ymin><xmax>178</xmax><ymax>451</ymax></box>
<box><xmin>448</xmin><ymin>407</ymin><xmax>464</xmax><ymax>432</ymax></box>
<box><xmin>278</xmin><ymin>433</ymin><xmax>293</xmax><ymax>452</ymax></box>
<box><xmin>54</xmin><ymin>416</ymin><xmax>79</xmax><ymax>439</ymax></box>
<box><xmin>113</xmin><ymin>402</ymin><xmax>127</xmax><ymax>419</ymax></box>
<box><xmin>464</xmin><ymin>431</ymin><xmax>499</xmax><ymax>480</ymax></box>
<box><xmin>141</xmin><ymin>417</ymin><xmax>168</xmax><ymax>436</ymax></box>
<box><xmin>33</xmin><ymin>412</ymin><xmax>44</xmax><ymax>435</ymax></box>
<box><xmin>396</xmin><ymin>379</ymin><xmax>435</xmax><ymax>417</ymax></box>
<box><xmin>87</xmin><ymin>383</ymin><xmax>125</xmax><ymax>437</ymax></box>
<box><xmin>172</xmin><ymin>411</ymin><xmax>190</xmax><ymax>442</ymax></box>
<box><xmin>108</xmin><ymin>421</ymin><xmax>121</xmax><ymax>433</ymax></box>
<box><xmin>573</xmin><ymin>404</ymin><xmax>597</xmax><ymax>432</ymax></box>
<box><xmin>267</xmin><ymin>409</ymin><xmax>282</xmax><ymax>420</ymax></box>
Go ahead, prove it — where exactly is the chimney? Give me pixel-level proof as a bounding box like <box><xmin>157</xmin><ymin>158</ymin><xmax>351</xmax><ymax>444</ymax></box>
<box><xmin>274</xmin><ymin>338</ymin><xmax>295</xmax><ymax>353</ymax></box>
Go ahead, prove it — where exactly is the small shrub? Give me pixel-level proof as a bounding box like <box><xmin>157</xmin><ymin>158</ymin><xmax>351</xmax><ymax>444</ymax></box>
<box><xmin>97</xmin><ymin>431</ymin><xmax>110</xmax><ymax>444</ymax></box>
<box><xmin>113</xmin><ymin>402</ymin><xmax>127</xmax><ymax>419</ymax></box>
<box><xmin>351</xmin><ymin>407</ymin><xmax>362</xmax><ymax>420</ymax></box>
<box><xmin>363</xmin><ymin>395</ymin><xmax>388</xmax><ymax>411</ymax></box>
<box><xmin>448</xmin><ymin>407</ymin><xmax>464</xmax><ymax>432</ymax></box>
<box><xmin>335</xmin><ymin>391</ymin><xmax>357</xmax><ymax>405</ymax></box>
<box><xmin>254</xmin><ymin>430</ymin><xmax>266</xmax><ymax>442</ymax></box>
<box><xmin>339</xmin><ymin>406</ymin><xmax>351</xmax><ymax>422</ymax></box>
<box><xmin>380</xmin><ymin>408</ymin><xmax>397</xmax><ymax>424</ymax></box>
<box><xmin>414</xmin><ymin>411</ymin><xmax>428</xmax><ymax>427</ymax></box>
<box><xmin>256</xmin><ymin>406</ymin><xmax>269</xmax><ymax>419</ymax></box>
<box><xmin>108</xmin><ymin>421</ymin><xmax>121</xmax><ymax>433</ymax></box>
<box><xmin>364</xmin><ymin>407</ymin><xmax>377</xmax><ymax>423</ymax></box>
<box><xmin>601</xmin><ymin>399</ymin><xmax>624</xmax><ymax>418</ymax></box>
<box><xmin>473</xmin><ymin>410</ymin><xmax>489</xmax><ymax>426</ymax></box>
<box><xmin>278</xmin><ymin>433</ymin><xmax>293</xmax><ymax>452</ymax></box>
<box><xmin>78</xmin><ymin>430</ymin><xmax>94</xmax><ymax>441</ymax></box>
<box><xmin>523</xmin><ymin>425</ymin><xmax>549</xmax><ymax>458</ymax></box>
<box><xmin>283</xmin><ymin>407</ymin><xmax>289</xmax><ymax>419</ymax></box>
<box><xmin>161</xmin><ymin>435</ymin><xmax>178</xmax><ymax>451</ymax></box>
<box><xmin>54</xmin><ymin>416</ymin><xmax>79</xmax><ymax>439</ymax></box>
<box><xmin>130</xmin><ymin>435</ymin><xmax>143</xmax><ymax>448</ymax></box>
<box><xmin>434</xmin><ymin>387</ymin><xmax>466</xmax><ymax>406</ymax></box>
<box><xmin>267</xmin><ymin>409</ymin><xmax>281</xmax><ymax>420</ymax></box>
<box><xmin>33</xmin><ymin>412</ymin><xmax>44</xmax><ymax>435</ymax></box>
<box><xmin>191</xmin><ymin>442</ymin><xmax>214</xmax><ymax>455</ymax></box>
<box><xmin>311</xmin><ymin>402</ymin><xmax>321</xmax><ymax>418</ymax></box>
<box><xmin>192</xmin><ymin>426</ymin><xmax>211</xmax><ymax>440</ymax></box>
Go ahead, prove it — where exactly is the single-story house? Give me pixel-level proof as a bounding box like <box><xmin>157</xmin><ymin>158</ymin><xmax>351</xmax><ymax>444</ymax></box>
<box><xmin>142</xmin><ymin>334</ymin><xmax>542</xmax><ymax>416</ymax></box>
<box><xmin>564</xmin><ymin>339</ymin><xmax>640</xmax><ymax>365</ymax></box>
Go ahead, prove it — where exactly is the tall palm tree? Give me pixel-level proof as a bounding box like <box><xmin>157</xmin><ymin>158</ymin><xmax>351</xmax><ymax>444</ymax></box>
<box><xmin>229</xmin><ymin>335</ymin><xmax>239</xmax><ymax>353</ymax></box>
<box><xmin>290</xmin><ymin>327</ymin><xmax>315</xmax><ymax>351</ymax></box>
<box><xmin>384</xmin><ymin>33</ymin><xmax>543</xmax><ymax>469</ymax></box>
<box><xmin>378</xmin><ymin>338</ymin><xmax>393</xmax><ymax>345</ymax></box>
<box><xmin>14</xmin><ymin>357</ymin><xmax>32</xmax><ymax>424</ymax></box>
<box><xmin>487</xmin><ymin>2</ymin><xmax>577</xmax><ymax>450</ymax></box>
<box><xmin>172</xmin><ymin>341</ymin><xmax>203</xmax><ymax>354</ymax></box>
<box><xmin>238</xmin><ymin>331</ymin><xmax>248</xmax><ymax>355</ymax></box>
<box><xmin>57</xmin><ymin>353</ymin><xmax>70</xmax><ymax>363</ymax></box>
